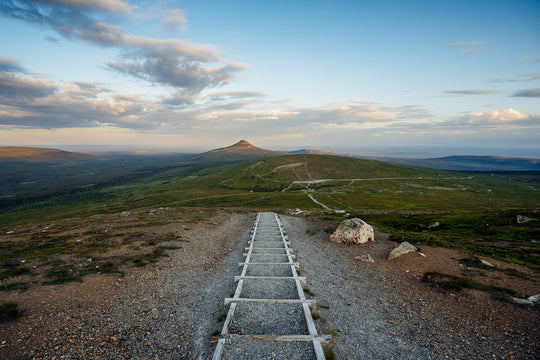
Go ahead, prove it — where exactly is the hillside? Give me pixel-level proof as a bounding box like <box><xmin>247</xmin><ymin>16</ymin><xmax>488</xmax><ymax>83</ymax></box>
<box><xmin>190</xmin><ymin>140</ymin><xmax>284</xmax><ymax>163</ymax></box>
<box><xmin>370</xmin><ymin>155</ymin><xmax>540</xmax><ymax>171</ymax></box>
<box><xmin>0</xmin><ymin>146</ymin><xmax>96</xmax><ymax>162</ymax></box>
<box><xmin>285</xmin><ymin>148</ymin><xmax>336</xmax><ymax>155</ymax></box>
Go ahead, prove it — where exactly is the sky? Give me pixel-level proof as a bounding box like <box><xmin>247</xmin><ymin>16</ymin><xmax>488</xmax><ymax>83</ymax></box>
<box><xmin>0</xmin><ymin>0</ymin><xmax>539</xmax><ymax>156</ymax></box>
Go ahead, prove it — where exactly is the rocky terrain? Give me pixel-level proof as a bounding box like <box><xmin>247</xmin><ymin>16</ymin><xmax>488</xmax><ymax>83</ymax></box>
<box><xmin>1</xmin><ymin>210</ymin><xmax>538</xmax><ymax>359</ymax></box>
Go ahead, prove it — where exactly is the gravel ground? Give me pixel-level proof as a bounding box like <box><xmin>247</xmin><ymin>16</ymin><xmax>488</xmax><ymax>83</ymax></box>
<box><xmin>2</xmin><ymin>211</ymin><xmax>538</xmax><ymax>359</ymax></box>
<box><xmin>280</xmin><ymin>214</ymin><xmax>540</xmax><ymax>360</ymax></box>
<box><xmin>1</xmin><ymin>212</ymin><xmax>254</xmax><ymax>360</ymax></box>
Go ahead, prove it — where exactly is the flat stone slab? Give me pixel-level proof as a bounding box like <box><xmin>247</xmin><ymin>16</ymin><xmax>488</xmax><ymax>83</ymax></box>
<box><xmin>228</xmin><ymin>302</ymin><xmax>308</xmax><ymax>336</ymax></box>
<box><xmin>245</xmin><ymin>264</ymin><xmax>293</xmax><ymax>277</ymax></box>
<box><xmin>241</xmin><ymin>278</ymin><xmax>299</xmax><ymax>300</ymax></box>
<box><xmin>220</xmin><ymin>337</ymin><xmax>316</xmax><ymax>360</ymax></box>
<box><xmin>248</xmin><ymin>254</ymin><xmax>290</xmax><ymax>263</ymax></box>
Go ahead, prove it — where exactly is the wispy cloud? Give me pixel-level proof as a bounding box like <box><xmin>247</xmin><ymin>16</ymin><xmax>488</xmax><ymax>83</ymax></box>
<box><xmin>511</xmin><ymin>88</ymin><xmax>540</xmax><ymax>97</ymax></box>
<box><xmin>444</xmin><ymin>89</ymin><xmax>498</xmax><ymax>95</ymax></box>
<box><xmin>0</xmin><ymin>0</ymin><xmax>246</xmax><ymax>104</ymax></box>
<box><xmin>164</xmin><ymin>9</ymin><xmax>187</xmax><ymax>31</ymax></box>
<box><xmin>522</xmin><ymin>55</ymin><xmax>540</xmax><ymax>62</ymax></box>
<box><xmin>448</xmin><ymin>41</ymin><xmax>487</xmax><ymax>55</ymax></box>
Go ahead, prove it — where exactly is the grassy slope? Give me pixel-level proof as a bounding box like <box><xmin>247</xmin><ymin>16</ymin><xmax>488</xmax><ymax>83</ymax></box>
<box><xmin>1</xmin><ymin>154</ymin><xmax>538</xmax><ymax>224</ymax></box>
<box><xmin>1</xmin><ymin>153</ymin><xmax>538</xmax><ymax>270</ymax></box>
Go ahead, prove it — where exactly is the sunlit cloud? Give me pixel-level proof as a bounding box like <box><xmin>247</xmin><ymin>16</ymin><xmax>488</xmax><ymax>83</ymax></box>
<box><xmin>448</xmin><ymin>41</ymin><xmax>487</xmax><ymax>55</ymax></box>
<box><xmin>164</xmin><ymin>9</ymin><xmax>187</xmax><ymax>31</ymax></box>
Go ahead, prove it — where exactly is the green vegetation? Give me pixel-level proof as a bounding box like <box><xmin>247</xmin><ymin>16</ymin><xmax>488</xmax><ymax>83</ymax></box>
<box><xmin>327</xmin><ymin>329</ymin><xmax>340</xmax><ymax>338</ymax></box>
<box><xmin>0</xmin><ymin>281</ymin><xmax>29</xmax><ymax>291</ymax></box>
<box><xmin>370</xmin><ymin>210</ymin><xmax>540</xmax><ymax>271</ymax></box>
<box><xmin>1</xmin><ymin>152</ymin><xmax>538</xmax><ymax>277</ymax></box>
<box><xmin>422</xmin><ymin>271</ymin><xmax>516</xmax><ymax>301</ymax></box>
<box><xmin>324</xmin><ymin>348</ymin><xmax>336</xmax><ymax>360</ymax></box>
<box><xmin>0</xmin><ymin>301</ymin><xmax>19</xmax><ymax>321</ymax></box>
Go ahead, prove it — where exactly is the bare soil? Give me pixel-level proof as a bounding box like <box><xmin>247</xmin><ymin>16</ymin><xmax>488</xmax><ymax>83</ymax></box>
<box><xmin>0</xmin><ymin>210</ymin><xmax>538</xmax><ymax>359</ymax></box>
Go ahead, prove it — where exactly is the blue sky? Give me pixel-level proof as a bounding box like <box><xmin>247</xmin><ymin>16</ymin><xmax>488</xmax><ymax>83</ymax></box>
<box><xmin>0</xmin><ymin>0</ymin><xmax>539</xmax><ymax>155</ymax></box>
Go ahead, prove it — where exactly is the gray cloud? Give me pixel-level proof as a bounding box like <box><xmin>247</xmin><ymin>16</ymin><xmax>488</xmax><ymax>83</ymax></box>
<box><xmin>0</xmin><ymin>0</ymin><xmax>245</xmax><ymax>101</ymax></box>
<box><xmin>444</xmin><ymin>89</ymin><xmax>498</xmax><ymax>95</ymax></box>
<box><xmin>448</xmin><ymin>41</ymin><xmax>487</xmax><ymax>55</ymax></box>
<box><xmin>0</xmin><ymin>73</ymin><xmax>58</xmax><ymax>99</ymax></box>
<box><xmin>0</xmin><ymin>57</ymin><xmax>25</xmax><ymax>73</ymax></box>
<box><xmin>512</xmin><ymin>88</ymin><xmax>540</xmax><ymax>97</ymax></box>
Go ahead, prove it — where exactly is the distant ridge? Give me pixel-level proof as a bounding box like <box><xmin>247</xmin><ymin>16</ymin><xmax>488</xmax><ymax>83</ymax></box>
<box><xmin>368</xmin><ymin>155</ymin><xmax>540</xmax><ymax>171</ymax></box>
<box><xmin>286</xmin><ymin>148</ymin><xmax>337</xmax><ymax>155</ymax></box>
<box><xmin>0</xmin><ymin>146</ymin><xmax>95</xmax><ymax>162</ymax></box>
<box><xmin>192</xmin><ymin>140</ymin><xmax>284</xmax><ymax>163</ymax></box>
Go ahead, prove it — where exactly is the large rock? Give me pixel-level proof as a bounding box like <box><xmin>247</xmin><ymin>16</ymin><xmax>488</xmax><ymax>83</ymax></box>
<box><xmin>330</xmin><ymin>218</ymin><xmax>374</xmax><ymax>245</ymax></box>
<box><xmin>388</xmin><ymin>241</ymin><xmax>418</xmax><ymax>260</ymax></box>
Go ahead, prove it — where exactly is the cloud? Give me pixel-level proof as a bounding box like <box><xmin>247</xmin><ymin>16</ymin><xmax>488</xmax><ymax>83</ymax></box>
<box><xmin>44</xmin><ymin>0</ymin><xmax>133</xmax><ymax>13</ymax></box>
<box><xmin>522</xmin><ymin>55</ymin><xmax>540</xmax><ymax>62</ymax></box>
<box><xmin>511</xmin><ymin>88</ymin><xmax>540</xmax><ymax>97</ymax></box>
<box><xmin>446</xmin><ymin>109</ymin><xmax>538</xmax><ymax>126</ymax></box>
<box><xmin>0</xmin><ymin>0</ymin><xmax>245</xmax><ymax>101</ymax></box>
<box><xmin>517</xmin><ymin>73</ymin><xmax>540</xmax><ymax>81</ymax></box>
<box><xmin>0</xmin><ymin>57</ymin><xmax>25</xmax><ymax>73</ymax></box>
<box><xmin>164</xmin><ymin>9</ymin><xmax>187</xmax><ymax>31</ymax></box>
<box><xmin>448</xmin><ymin>41</ymin><xmax>487</xmax><ymax>55</ymax></box>
<box><xmin>208</xmin><ymin>91</ymin><xmax>265</xmax><ymax>100</ymax></box>
<box><xmin>444</xmin><ymin>89</ymin><xmax>498</xmax><ymax>95</ymax></box>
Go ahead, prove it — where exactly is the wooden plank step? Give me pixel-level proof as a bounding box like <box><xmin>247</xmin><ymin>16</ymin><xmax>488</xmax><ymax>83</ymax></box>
<box><xmin>224</xmin><ymin>334</ymin><xmax>332</xmax><ymax>343</ymax></box>
<box><xmin>239</xmin><ymin>262</ymin><xmax>299</xmax><ymax>268</ymax></box>
<box><xmin>224</xmin><ymin>297</ymin><xmax>316</xmax><ymax>308</ymax></box>
<box><xmin>234</xmin><ymin>275</ymin><xmax>306</xmax><ymax>285</ymax></box>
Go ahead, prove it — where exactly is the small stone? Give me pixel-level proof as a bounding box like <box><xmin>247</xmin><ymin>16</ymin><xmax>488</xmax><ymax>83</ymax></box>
<box><xmin>527</xmin><ymin>294</ymin><xmax>540</xmax><ymax>304</ymax></box>
<box><xmin>480</xmin><ymin>259</ymin><xmax>494</xmax><ymax>267</ymax></box>
<box><xmin>110</xmin><ymin>336</ymin><xmax>118</xmax><ymax>342</ymax></box>
<box><xmin>388</xmin><ymin>242</ymin><xmax>418</xmax><ymax>260</ymax></box>
<box><xmin>354</xmin><ymin>254</ymin><xmax>375</xmax><ymax>263</ymax></box>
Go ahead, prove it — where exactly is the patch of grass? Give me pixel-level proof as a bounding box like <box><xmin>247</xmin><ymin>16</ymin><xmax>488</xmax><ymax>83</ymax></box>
<box><xmin>0</xmin><ymin>281</ymin><xmax>29</xmax><ymax>291</ymax></box>
<box><xmin>324</xmin><ymin>348</ymin><xmax>336</xmax><ymax>360</ymax></box>
<box><xmin>389</xmin><ymin>231</ymin><xmax>446</xmax><ymax>247</ymax></box>
<box><xmin>311</xmin><ymin>311</ymin><xmax>321</xmax><ymax>320</ymax></box>
<box><xmin>217</xmin><ymin>312</ymin><xmax>227</xmax><ymax>322</ymax></box>
<box><xmin>324</xmin><ymin>226</ymin><xmax>336</xmax><ymax>234</ymax></box>
<box><xmin>318</xmin><ymin>304</ymin><xmax>329</xmax><ymax>309</ymax></box>
<box><xmin>0</xmin><ymin>266</ymin><xmax>32</xmax><ymax>280</ymax></box>
<box><xmin>303</xmin><ymin>287</ymin><xmax>315</xmax><ymax>296</ymax></box>
<box><xmin>305</xmin><ymin>229</ymin><xmax>318</xmax><ymax>236</ymax></box>
<box><xmin>0</xmin><ymin>301</ymin><xmax>19</xmax><ymax>322</ymax></box>
<box><xmin>422</xmin><ymin>271</ymin><xmax>516</xmax><ymax>301</ymax></box>
<box><xmin>327</xmin><ymin>329</ymin><xmax>340</xmax><ymax>338</ymax></box>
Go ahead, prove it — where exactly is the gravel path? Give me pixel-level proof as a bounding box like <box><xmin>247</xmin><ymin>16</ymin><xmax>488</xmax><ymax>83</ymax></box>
<box><xmin>2</xmin><ymin>211</ymin><xmax>537</xmax><ymax>359</ymax></box>
<box><xmin>280</xmin><ymin>215</ymin><xmax>539</xmax><ymax>360</ymax></box>
<box><xmin>216</xmin><ymin>212</ymin><xmax>325</xmax><ymax>360</ymax></box>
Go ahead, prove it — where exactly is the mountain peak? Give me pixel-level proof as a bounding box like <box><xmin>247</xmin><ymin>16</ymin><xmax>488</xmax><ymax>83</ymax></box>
<box><xmin>230</xmin><ymin>140</ymin><xmax>254</xmax><ymax>148</ymax></box>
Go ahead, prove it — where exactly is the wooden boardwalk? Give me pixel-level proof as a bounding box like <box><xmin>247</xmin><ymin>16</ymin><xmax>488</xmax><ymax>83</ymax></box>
<box><xmin>212</xmin><ymin>212</ymin><xmax>327</xmax><ymax>359</ymax></box>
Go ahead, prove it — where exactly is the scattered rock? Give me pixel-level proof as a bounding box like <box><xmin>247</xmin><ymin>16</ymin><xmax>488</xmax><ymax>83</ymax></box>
<box><xmin>120</xmin><ymin>211</ymin><xmax>131</xmax><ymax>217</ymax></box>
<box><xmin>330</xmin><ymin>218</ymin><xmax>374</xmax><ymax>245</ymax></box>
<box><xmin>388</xmin><ymin>241</ymin><xmax>418</xmax><ymax>260</ymax></box>
<box><xmin>480</xmin><ymin>259</ymin><xmax>494</xmax><ymax>267</ymax></box>
<box><xmin>512</xmin><ymin>297</ymin><xmax>534</xmax><ymax>305</ymax></box>
<box><xmin>517</xmin><ymin>215</ymin><xmax>536</xmax><ymax>224</ymax></box>
<box><xmin>527</xmin><ymin>294</ymin><xmax>540</xmax><ymax>304</ymax></box>
<box><xmin>427</xmin><ymin>221</ymin><xmax>440</xmax><ymax>229</ymax></box>
<box><xmin>354</xmin><ymin>254</ymin><xmax>375</xmax><ymax>263</ymax></box>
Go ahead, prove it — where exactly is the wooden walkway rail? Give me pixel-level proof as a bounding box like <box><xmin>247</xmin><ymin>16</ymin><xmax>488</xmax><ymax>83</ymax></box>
<box><xmin>212</xmin><ymin>212</ymin><xmax>327</xmax><ymax>359</ymax></box>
